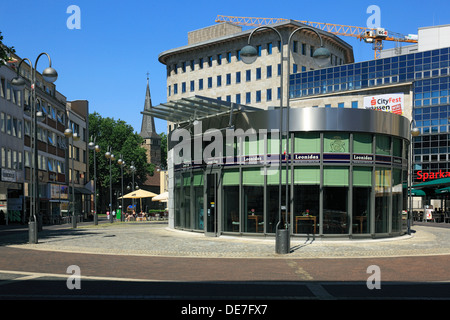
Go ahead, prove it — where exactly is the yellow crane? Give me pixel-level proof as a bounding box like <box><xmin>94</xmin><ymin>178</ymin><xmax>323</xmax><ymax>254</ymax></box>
<box><xmin>215</xmin><ymin>15</ymin><xmax>418</xmax><ymax>59</ymax></box>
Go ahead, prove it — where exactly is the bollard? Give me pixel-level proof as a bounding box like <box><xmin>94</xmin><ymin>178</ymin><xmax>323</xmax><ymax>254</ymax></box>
<box><xmin>275</xmin><ymin>227</ymin><xmax>290</xmax><ymax>254</ymax></box>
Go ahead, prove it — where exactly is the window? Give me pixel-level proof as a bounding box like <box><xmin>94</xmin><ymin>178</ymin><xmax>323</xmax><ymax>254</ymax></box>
<box><xmin>190</xmin><ymin>60</ymin><xmax>195</xmax><ymax>71</ymax></box>
<box><xmin>267</xmin><ymin>43</ymin><xmax>272</xmax><ymax>55</ymax></box>
<box><xmin>236</xmin><ymin>71</ymin><xmax>241</xmax><ymax>84</ymax></box>
<box><xmin>352</xmin><ymin>101</ymin><xmax>358</xmax><ymax>108</ymax></box>
<box><xmin>182</xmin><ymin>82</ymin><xmax>186</xmax><ymax>93</ymax></box>
<box><xmin>182</xmin><ymin>62</ymin><xmax>186</xmax><ymax>73</ymax></box>
<box><xmin>236</xmin><ymin>94</ymin><xmax>241</xmax><ymax>104</ymax></box>
<box><xmin>208</xmin><ymin>77</ymin><xmax>212</xmax><ymax>88</ymax></box>
<box><xmin>190</xmin><ymin>80</ymin><xmax>195</xmax><ymax>92</ymax></box>
<box><xmin>257</xmin><ymin>45</ymin><xmax>261</xmax><ymax>57</ymax></box>
<box><xmin>208</xmin><ymin>56</ymin><xmax>213</xmax><ymax>67</ymax></box>
<box><xmin>293</xmin><ymin>64</ymin><xmax>298</xmax><ymax>74</ymax></box>
<box><xmin>226</xmin><ymin>52</ymin><xmax>231</xmax><ymax>63</ymax></box>
<box><xmin>246</xmin><ymin>70</ymin><xmax>251</xmax><ymax>82</ymax></box>
<box><xmin>293</xmin><ymin>41</ymin><xmax>298</xmax><ymax>53</ymax></box>
<box><xmin>217</xmin><ymin>54</ymin><xmax>222</xmax><ymax>65</ymax></box>
<box><xmin>198</xmin><ymin>79</ymin><xmax>203</xmax><ymax>90</ymax></box>
<box><xmin>338</xmin><ymin>102</ymin><xmax>345</xmax><ymax>108</ymax></box>
<box><xmin>256</xmin><ymin>68</ymin><xmax>261</xmax><ymax>80</ymax></box>
<box><xmin>226</xmin><ymin>73</ymin><xmax>231</xmax><ymax>85</ymax></box>
<box><xmin>256</xmin><ymin>90</ymin><xmax>261</xmax><ymax>102</ymax></box>
<box><xmin>236</xmin><ymin>50</ymin><xmax>241</xmax><ymax>61</ymax></box>
<box><xmin>266</xmin><ymin>89</ymin><xmax>272</xmax><ymax>101</ymax></box>
<box><xmin>246</xmin><ymin>92</ymin><xmax>251</xmax><ymax>104</ymax></box>
<box><xmin>174</xmin><ymin>84</ymin><xmax>178</xmax><ymax>94</ymax></box>
<box><xmin>302</xmin><ymin>43</ymin><xmax>306</xmax><ymax>55</ymax></box>
<box><xmin>217</xmin><ymin>75</ymin><xmax>222</xmax><ymax>87</ymax></box>
<box><xmin>199</xmin><ymin>58</ymin><xmax>204</xmax><ymax>69</ymax></box>
<box><xmin>267</xmin><ymin>65</ymin><xmax>272</xmax><ymax>78</ymax></box>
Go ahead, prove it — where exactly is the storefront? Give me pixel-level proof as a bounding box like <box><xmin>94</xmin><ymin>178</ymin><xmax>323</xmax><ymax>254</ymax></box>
<box><xmin>167</xmin><ymin>104</ymin><xmax>411</xmax><ymax>238</ymax></box>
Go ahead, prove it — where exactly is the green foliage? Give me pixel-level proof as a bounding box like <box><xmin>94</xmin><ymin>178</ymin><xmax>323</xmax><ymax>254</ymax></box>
<box><xmin>88</xmin><ymin>112</ymin><xmax>154</xmax><ymax>198</ymax></box>
<box><xmin>0</xmin><ymin>31</ymin><xmax>15</xmax><ymax>67</ymax></box>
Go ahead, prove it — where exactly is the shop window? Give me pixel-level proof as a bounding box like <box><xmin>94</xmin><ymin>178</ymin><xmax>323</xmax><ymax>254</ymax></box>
<box><xmin>391</xmin><ymin>169</ymin><xmax>403</xmax><ymax>232</ymax></box>
<box><xmin>243</xmin><ymin>168</ymin><xmax>264</xmax><ymax>233</ymax></box>
<box><xmin>223</xmin><ymin>170</ymin><xmax>239</xmax><ymax>232</ymax></box>
<box><xmin>323</xmin><ymin>167</ymin><xmax>349</xmax><ymax>234</ymax></box>
<box><xmin>353</xmin><ymin>167</ymin><xmax>372</xmax><ymax>234</ymax></box>
<box><xmin>293</xmin><ymin>166</ymin><xmax>320</xmax><ymax>234</ymax></box>
<box><xmin>375</xmin><ymin>168</ymin><xmax>391</xmax><ymax>233</ymax></box>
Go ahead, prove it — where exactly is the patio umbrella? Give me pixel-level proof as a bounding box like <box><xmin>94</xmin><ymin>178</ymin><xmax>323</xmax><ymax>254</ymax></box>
<box><xmin>152</xmin><ymin>191</ymin><xmax>168</xmax><ymax>202</ymax></box>
<box><xmin>119</xmin><ymin>189</ymin><xmax>157</xmax><ymax>212</ymax></box>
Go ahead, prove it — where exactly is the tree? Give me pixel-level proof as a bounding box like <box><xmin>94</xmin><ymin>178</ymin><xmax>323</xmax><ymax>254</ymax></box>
<box><xmin>0</xmin><ymin>31</ymin><xmax>15</xmax><ymax>67</ymax></box>
<box><xmin>88</xmin><ymin>112</ymin><xmax>154</xmax><ymax>212</ymax></box>
<box><xmin>159</xmin><ymin>132</ymin><xmax>167</xmax><ymax>169</ymax></box>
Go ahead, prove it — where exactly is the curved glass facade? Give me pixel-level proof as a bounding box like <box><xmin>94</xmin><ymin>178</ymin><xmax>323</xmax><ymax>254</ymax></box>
<box><xmin>170</xmin><ymin>108</ymin><xmax>410</xmax><ymax>238</ymax></box>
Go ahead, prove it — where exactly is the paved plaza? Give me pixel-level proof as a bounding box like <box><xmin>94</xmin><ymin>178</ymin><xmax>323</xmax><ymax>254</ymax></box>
<box><xmin>2</xmin><ymin>220</ymin><xmax>450</xmax><ymax>259</ymax></box>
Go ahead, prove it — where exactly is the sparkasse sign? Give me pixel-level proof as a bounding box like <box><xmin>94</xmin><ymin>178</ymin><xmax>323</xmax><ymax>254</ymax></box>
<box><xmin>416</xmin><ymin>170</ymin><xmax>450</xmax><ymax>182</ymax></box>
<box><xmin>364</xmin><ymin>93</ymin><xmax>404</xmax><ymax>115</ymax></box>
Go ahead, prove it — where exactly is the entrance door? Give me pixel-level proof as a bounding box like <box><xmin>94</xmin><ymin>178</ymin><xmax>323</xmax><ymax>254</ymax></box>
<box><xmin>205</xmin><ymin>172</ymin><xmax>220</xmax><ymax>236</ymax></box>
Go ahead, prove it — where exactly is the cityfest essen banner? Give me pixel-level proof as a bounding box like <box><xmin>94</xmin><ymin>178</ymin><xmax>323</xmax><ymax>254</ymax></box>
<box><xmin>364</xmin><ymin>93</ymin><xmax>404</xmax><ymax>115</ymax></box>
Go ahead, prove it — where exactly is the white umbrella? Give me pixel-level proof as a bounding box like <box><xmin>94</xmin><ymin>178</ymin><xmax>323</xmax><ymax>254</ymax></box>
<box><xmin>152</xmin><ymin>191</ymin><xmax>168</xmax><ymax>202</ymax></box>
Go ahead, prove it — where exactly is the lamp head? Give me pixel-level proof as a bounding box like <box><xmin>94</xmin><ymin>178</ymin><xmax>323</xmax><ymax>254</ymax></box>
<box><xmin>411</xmin><ymin>127</ymin><xmax>420</xmax><ymax>137</ymax></box>
<box><xmin>312</xmin><ymin>46</ymin><xmax>331</xmax><ymax>68</ymax></box>
<box><xmin>241</xmin><ymin>45</ymin><xmax>258</xmax><ymax>64</ymax></box>
<box><xmin>64</xmin><ymin>128</ymin><xmax>73</xmax><ymax>138</ymax></box>
<box><xmin>11</xmin><ymin>76</ymin><xmax>26</xmax><ymax>91</ymax></box>
<box><xmin>42</xmin><ymin>67</ymin><xmax>58</xmax><ymax>83</ymax></box>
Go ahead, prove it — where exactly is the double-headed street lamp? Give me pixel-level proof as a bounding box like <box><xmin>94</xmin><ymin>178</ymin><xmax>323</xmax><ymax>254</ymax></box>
<box><xmin>105</xmin><ymin>147</ymin><xmax>115</xmax><ymax>223</ymax></box>
<box><xmin>241</xmin><ymin>25</ymin><xmax>330</xmax><ymax>254</ymax></box>
<box><xmin>88</xmin><ymin>137</ymin><xmax>100</xmax><ymax>225</ymax></box>
<box><xmin>11</xmin><ymin>53</ymin><xmax>58</xmax><ymax>244</ymax></box>
<box><xmin>64</xmin><ymin>128</ymin><xmax>80</xmax><ymax>228</ymax></box>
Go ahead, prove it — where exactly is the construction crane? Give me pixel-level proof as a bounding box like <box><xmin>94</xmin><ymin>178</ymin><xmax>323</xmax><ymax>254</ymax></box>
<box><xmin>215</xmin><ymin>15</ymin><xmax>418</xmax><ymax>59</ymax></box>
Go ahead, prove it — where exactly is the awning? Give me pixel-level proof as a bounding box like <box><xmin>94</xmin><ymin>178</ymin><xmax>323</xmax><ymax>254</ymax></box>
<box><xmin>152</xmin><ymin>191</ymin><xmax>168</xmax><ymax>202</ymax></box>
<box><xmin>436</xmin><ymin>186</ymin><xmax>450</xmax><ymax>194</ymax></box>
<box><xmin>70</xmin><ymin>187</ymin><xmax>93</xmax><ymax>195</ymax></box>
<box><xmin>141</xmin><ymin>95</ymin><xmax>260</xmax><ymax>124</ymax></box>
<box><xmin>410</xmin><ymin>189</ymin><xmax>426</xmax><ymax>196</ymax></box>
<box><xmin>413</xmin><ymin>177</ymin><xmax>450</xmax><ymax>188</ymax></box>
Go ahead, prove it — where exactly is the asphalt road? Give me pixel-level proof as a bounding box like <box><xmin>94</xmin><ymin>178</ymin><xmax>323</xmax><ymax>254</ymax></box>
<box><xmin>0</xmin><ymin>220</ymin><xmax>449</xmax><ymax>307</ymax></box>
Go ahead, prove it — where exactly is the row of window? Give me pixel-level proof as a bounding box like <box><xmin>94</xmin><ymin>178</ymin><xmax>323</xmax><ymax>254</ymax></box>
<box><xmin>168</xmin><ymin>41</ymin><xmax>345</xmax><ymax>77</ymax></box>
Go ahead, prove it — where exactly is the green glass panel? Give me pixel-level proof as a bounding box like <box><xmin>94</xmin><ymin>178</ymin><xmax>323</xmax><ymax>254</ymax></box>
<box><xmin>324</xmin><ymin>133</ymin><xmax>349</xmax><ymax>153</ymax></box>
<box><xmin>267</xmin><ymin>168</ymin><xmax>291</xmax><ymax>185</ymax></box>
<box><xmin>183</xmin><ymin>174</ymin><xmax>191</xmax><ymax>186</ymax></box>
<box><xmin>242</xmin><ymin>168</ymin><xmax>264</xmax><ymax>185</ymax></box>
<box><xmin>376</xmin><ymin>135</ymin><xmax>391</xmax><ymax>155</ymax></box>
<box><xmin>193</xmin><ymin>173</ymin><xmax>204</xmax><ymax>186</ymax></box>
<box><xmin>268</xmin><ymin>135</ymin><xmax>287</xmax><ymax>154</ymax></box>
<box><xmin>393</xmin><ymin>138</ymin><xmax>402</xmax><ymax>157</ymax></box>
<box><xmin>353</xmin><ymin>167</ymin><xmax>372</xmax><ymax>187</ymax></box>
<box><xmin>223</xmin><ymin>169</ymin><xmax>240</xmax><ymax>186</ymax></box>
<box><xmin>324</xmin><ymin>167</ymin><xmax>349</xmax><ymax>186</ymax></box>
<box><xmin>294</xmin><ymin>132</ymin><xmax>320</xmax><ymax>153</ymax></box>
<box><xmin>353</xmin><ymin>133</ymin><xmax>372</xmax><ymax>154</ymax></box>
<box><xmin>294</xmin><ymin>167</ymin><xmax>320</xmax><ymax>184</ymax></box>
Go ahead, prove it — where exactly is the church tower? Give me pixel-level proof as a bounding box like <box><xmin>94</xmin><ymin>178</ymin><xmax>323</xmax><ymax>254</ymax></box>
<box><xmin>139</xmin><ymin>76</ymin><xmax>161</xmax><ymax>166</ymax></box>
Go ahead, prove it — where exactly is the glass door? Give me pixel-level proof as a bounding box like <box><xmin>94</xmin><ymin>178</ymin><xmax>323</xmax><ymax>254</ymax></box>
<box><xmin>205</xmin><ymin>172</ymin><xmax>219</xmax><ymax>236</ymax></box>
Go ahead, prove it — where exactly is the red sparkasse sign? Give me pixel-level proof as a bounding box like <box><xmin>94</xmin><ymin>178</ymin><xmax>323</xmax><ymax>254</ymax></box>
<box><xmin>416</xmin><ymin>170</ymin><xmax>450</xmax><ymax>182</ymax></box>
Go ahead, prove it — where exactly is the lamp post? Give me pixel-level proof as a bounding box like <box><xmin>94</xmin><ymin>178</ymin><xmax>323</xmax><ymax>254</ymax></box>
<box><xmin>117</xmin><ymin>155</ymin><xmax>125</xmax><ymax>221</ymax></box>
<box><xmin>88</xmin><ymin>137</ymin><xmax>100</xmax><ymax>225</ymax></box>
<box><xmin>129</xmin><ymin>162</ymin><xmax>136</xmax><ymax>211</ymax></box>
<box><xmin>242</xmin><ymin>25</ymin><xmax>330</xmax><ymax>254</ymax></box>
<box><xmin>105</xmin><ymin>147</ymin><xmax>115</xmax><ymax>223</ymax></box>
<box><xmin>409</xmin><ymin>121</ymin><xmax>420</xmax><ymax>234</ymax></box>
<box><xmin>64</xmin><ymin>128</ymin><xmax>80</xmax><ymax>228</ymax></box>
<box><xmin>11</xmin><ymin>53</ymin><xmax>58</xmax><ymax>244</ymax></box>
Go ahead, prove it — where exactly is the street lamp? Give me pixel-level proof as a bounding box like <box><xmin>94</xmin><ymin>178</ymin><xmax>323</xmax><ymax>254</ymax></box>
<box><xmin>105</xmin><ymin>147</ymin><xmax>115</xmax><ymax>223</ymax></box>
<box><xmin>409</xmin><ymin>122</ymin><xmax>420</xmax><ymax>234</ymax></box>
<box><xmin>88</xmin><ymin>137</ymin><xmax>100</xmax><ymax>225</ymax></box>
<box><xmin>117</xmin><ymin>155</ymin><xmax>125</xmax><ymax>221</ymax></box>
<box><xmin>64</xmin><ymin>128</ymin><xmax>80</xmax><ymax>228</ymax></box>
<box><xmin>11</xmin><ymin>53</ymin><xmax>58</xmax><ymax>244</ymax></box>
<box><xmin>242</xmin><ymin>25</ymin><xmax>330</xmax><ymax>254</ymax></box>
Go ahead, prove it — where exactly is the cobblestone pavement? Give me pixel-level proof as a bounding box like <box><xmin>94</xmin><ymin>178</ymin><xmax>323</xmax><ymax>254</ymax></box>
<box><xmin>3</xmin><ymin>220</ymin><xmax>450</xmax><ymax>259</ymax></box>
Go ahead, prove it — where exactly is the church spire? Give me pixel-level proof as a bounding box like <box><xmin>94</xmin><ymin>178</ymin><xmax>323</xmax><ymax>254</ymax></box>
<box><xmin>139</xmin><ymin>74</ymin><xmax>159</xmax><ymax>139</ymax></box>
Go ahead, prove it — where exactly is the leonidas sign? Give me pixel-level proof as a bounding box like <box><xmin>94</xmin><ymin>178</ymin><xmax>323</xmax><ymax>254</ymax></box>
<box><xmin>364</xmin><ymin>93</ymin><xmax>403</xmax><ymax>115</ymax></box>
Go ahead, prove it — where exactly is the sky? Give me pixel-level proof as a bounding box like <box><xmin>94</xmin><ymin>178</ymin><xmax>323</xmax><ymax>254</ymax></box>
<box><xmin>1</xmin><ymin>0</ymin><xmax>450</xmax><ymax>135</ymax></box>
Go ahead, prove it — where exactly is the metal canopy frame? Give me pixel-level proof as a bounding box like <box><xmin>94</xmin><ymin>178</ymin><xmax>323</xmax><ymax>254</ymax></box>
<box><xmin>140</xmin><ymin>95</ymin><xmax>260</xmax><ymax>124</ymax></box>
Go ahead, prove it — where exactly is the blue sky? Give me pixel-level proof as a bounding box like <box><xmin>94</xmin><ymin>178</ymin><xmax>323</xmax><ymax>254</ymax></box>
<box><xmin>1</xmin><ymin>0</ymin><xmax>449</xmax><ymax>135</ymax></box>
